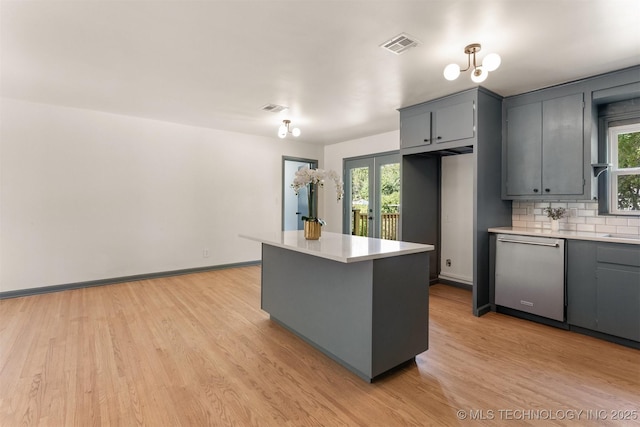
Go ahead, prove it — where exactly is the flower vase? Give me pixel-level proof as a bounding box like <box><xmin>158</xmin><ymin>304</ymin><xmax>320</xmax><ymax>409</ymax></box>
<box><xmin>304</xmin><ymin>220</ymin><xmax>321</xmax><ymax>240</ymax></box>
<box><xmin>550</xmin><ymin>219</ymin><xmax>560</xmax><ymax>231</ymax></box>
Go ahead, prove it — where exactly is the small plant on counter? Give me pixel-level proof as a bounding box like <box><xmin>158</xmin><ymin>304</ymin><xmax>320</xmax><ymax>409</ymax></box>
<box><xmin>543</xmin><ymin>206</ymin><xmax>567</xmax><ymax>220</ymax></box>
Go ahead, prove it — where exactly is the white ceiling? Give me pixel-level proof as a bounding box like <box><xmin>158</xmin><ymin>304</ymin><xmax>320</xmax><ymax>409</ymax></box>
<box><xmin>2</xmin><ymin>0</ymin><xmax>639</xmax><ymax>145</ymax></box>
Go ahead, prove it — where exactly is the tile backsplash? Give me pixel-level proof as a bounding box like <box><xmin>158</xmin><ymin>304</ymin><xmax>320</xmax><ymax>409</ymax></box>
<box><xmin>511</xmin><ymin>201</ymin><xmax>640</xmax><ymax>236</ymax></box>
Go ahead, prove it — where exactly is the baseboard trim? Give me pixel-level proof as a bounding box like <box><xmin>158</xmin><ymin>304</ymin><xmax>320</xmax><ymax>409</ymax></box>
<box><xmin>0</xmin><ymin>260</ymin><xmax>262</xmax><ymax>300</ymax></box>
<box><xmin>569</xmin><ymin>325</ymin><xmax>640</xmax><ymax>350</ymax></box>
<box><xmin>436</xmin><ymin>278</ymin><xmax>473</xmax><ymax>291</ymax></box>
<box><xmin>438</xmin><ymin>273</ymin><xmax>472</xmax><ymax>286</ymax></box>
<box><xmin>475</xmin><ymin>304</ymin><xmax>492</xmax><ymax>317</ymax></box>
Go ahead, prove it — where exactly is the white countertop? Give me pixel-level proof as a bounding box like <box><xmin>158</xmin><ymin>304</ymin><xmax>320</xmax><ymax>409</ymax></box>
<box><xmin>240</xmin><ymin>231</ymin><xmax>435</xmax><ymax>263</ymax></box>
<box><xmin>488</xmin><ymin>226</ymin><xmax>640</xmax><ymax>245</ymax></box>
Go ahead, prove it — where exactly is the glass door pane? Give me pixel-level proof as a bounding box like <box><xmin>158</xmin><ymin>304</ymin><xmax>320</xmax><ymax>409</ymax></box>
<box><xmin>376</xmin><ymin>155</ymin><xmax>400</xmax><ymax>240</ymax></box>
<box><xmin>344</xmin><ymin>158</ymin><xmax>373</xmax><ymax>237</ymax></box>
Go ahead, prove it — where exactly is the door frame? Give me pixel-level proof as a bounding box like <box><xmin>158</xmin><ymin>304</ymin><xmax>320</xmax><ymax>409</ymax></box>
<box><xmin>282</xmin><ymin>156</ymin><xmax>318</xmax><ymax>231</ymax></box>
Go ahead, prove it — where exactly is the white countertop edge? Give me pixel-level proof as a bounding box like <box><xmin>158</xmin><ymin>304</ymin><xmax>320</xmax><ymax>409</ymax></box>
<box><xmin>240</xmin><ymin>231</ymin><xmax>435</xmax><ymax>263</ymax></box>
<box><xmin>488</xmin><ymin>227</ymin><xmax>640</xmax><ymax>245</ymax></box>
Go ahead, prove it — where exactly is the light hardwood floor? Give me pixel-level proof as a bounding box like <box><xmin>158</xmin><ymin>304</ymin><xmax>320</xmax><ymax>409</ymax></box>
<box><xmin>1</xmin><ymin>266</ymin><xmax>639</xmax><ymax>426</ymax></box>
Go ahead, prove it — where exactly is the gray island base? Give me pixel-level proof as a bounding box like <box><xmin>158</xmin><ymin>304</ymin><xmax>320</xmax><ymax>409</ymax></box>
<box><xmin>241</xmin><ymin>231</ymin><xmax>434</xmax><ymax>382</ymax></box>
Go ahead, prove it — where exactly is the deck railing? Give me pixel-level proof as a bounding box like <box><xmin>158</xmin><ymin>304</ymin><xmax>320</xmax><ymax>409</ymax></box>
<box><xmin>352</xmin><ymin>210</ymin><xmax>400</xmax><ymax>240</ymax></box>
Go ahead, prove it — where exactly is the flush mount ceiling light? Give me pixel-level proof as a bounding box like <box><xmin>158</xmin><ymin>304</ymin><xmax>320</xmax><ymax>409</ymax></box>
<box><xmin>278</xmin><ymin>120</ymin><xmax>301</xmax><ymax>139</ymax></box>
<box><xmin>443</xmin><ymin>43</ymin><xmax>501</xmax><ymax>83</ymax></box>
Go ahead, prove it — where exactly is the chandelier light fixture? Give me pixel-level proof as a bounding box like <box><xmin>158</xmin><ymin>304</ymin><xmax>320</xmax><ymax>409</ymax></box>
<box><xmin>443</xmin><ymin>43</ymin><xmax>501</xmax><ymax>83</ymax></box>
<box><xmin>278</xmin><ymin>119</ymin><xmax>301</xmax><ymax>139</ymax></box>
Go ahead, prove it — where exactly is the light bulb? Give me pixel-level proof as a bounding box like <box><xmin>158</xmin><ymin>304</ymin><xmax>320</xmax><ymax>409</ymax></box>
<box><xmin>292</xmin><ymin>127</ymin><xmax>301</xmax><ymax>137</ymax></box>
<box><xmin>483</xmin><ymin>53</ymin><xmax>501</xmax><ymax>72</ymax></box>
<box><xmin>278</xmin><ymin>124</ymin><xmax>287</xmax><ymax>138</ymax></box>
<box><xmin>443</xmin><ymin>63</ymin><xmax>461</xmax><ymax>81</ymax></box>
<box><xmin>471</xmin><ymin>66</ymin><xmax>488</xmax><ymax>83</ymax></box>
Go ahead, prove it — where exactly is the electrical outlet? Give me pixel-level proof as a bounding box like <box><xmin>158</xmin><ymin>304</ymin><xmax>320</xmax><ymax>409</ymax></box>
<box><xmin>446</xmin><ymin>259</ymin><xmax>452</xmax><ymax>267</ymax></box>
<box><xmin>203</xmin><ymin>248</ymin><xmax>210</xmax><ymax>258</ymax></box>
<box><xmin>570</xmin><ymin>208</ymin><xmax>578</xmax><ymax>218</ymax></box>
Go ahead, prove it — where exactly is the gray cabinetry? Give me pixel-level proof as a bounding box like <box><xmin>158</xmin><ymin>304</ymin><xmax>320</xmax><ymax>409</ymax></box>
<box><xmin>261</xmin><ymin>243</ymin><xmax>430</xmax><ymax>382</ymax></box>
<box><xmin>566</xmin><ymin>240</ymin><xmax>597</xmax><ymax>330</ymax></box>
<box><xmin>504</xmin><ymin>93</ymin><xmax>584</xmax><ymax>197</ymax></box>
<box><xmin>502</xmin><ymin>65</ymin><xmax>640</xmax><ymax>201</ymax></box>
<box><xmin>567</xmin><ymin>239</ymin><xmax>640</xmax><ymax>342</ymax></box>
<box><xmin>434</xmin><ymin>100</ymin><xmax>475</xmax><ymax>144</ymax></box>
<box><xmin>400</xmin><ymin>108</ymin><xmax>432</xmax><ymax>149</ymax></box>
<box><xmin>505</xmin><ymin>102</ymin><xmax>542</xmax><ymax>196</ymax></box>
<box><xmin>400</xmin><ymin>95</ymin><xmax>474</xmax><ymax>152</ymax></box>
<box><xmin>401</xmin><ymin>87</ymin><xmax>512</xmax><ymax>316</ymax></box>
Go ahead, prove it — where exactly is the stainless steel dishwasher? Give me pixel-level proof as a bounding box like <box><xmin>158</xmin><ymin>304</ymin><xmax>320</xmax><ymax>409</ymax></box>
<box><xmin>495</xmin><ymin>234</ymin><xmax>565</xmax><ymax>322</ymax></box>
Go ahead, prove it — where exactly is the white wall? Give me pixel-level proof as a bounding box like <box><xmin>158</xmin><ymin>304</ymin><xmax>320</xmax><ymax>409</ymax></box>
<box><xmin>439</xmin><ymin>154</ymin><xmax>473</xmax><ymax>284</ymax></box>
<box><xmin>0</xmin><ymin>98</ymin><xmax>322</xmax><ymax>292</ymax></box>
<box><xmin>322</xmin><ymin>130</ymin><xmax>399</xmax><ymax>232</ymax></box>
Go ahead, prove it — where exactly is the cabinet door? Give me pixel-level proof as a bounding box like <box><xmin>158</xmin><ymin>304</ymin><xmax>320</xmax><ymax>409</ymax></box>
<box><xmin>400</xmin><ymin>109</ymin><xmax>431</xmax><ymax>149</ymax></box>
<box><xmin>567</xmin><ymin>240</ymin><xmax>598</xmax><ymax>330</ymax></box>
<box><xmin>542</xmin><ymin>93</ymin><xmax>584</xmax><ymax>195</ymax></box>
<box><xmin>434</xmin><ymin>100</ymin><xmax>475</xmax><ymax>144</ymax></box>
<box><xmin>505</xmin><ymin>102</ymin><xmax>543</xmax><ymax>196</ymax></box>
<box><xmin>596</xmin><ymin>267</ymin><xmax>640</xmax><ymax>341</ymax></box>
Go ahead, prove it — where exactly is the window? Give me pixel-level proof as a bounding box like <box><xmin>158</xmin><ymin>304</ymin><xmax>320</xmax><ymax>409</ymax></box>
<box><xmin>609</xmin><ymin>123</ymin><xmax>640</xmax><ymax>215</ymax></box>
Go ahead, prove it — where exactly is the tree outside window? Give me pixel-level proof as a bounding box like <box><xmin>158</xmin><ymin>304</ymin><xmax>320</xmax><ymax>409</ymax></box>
<box><xmin>609</xmin><ymin>123</ymin><xmax>640</xmax><ymax>214</ymax></box>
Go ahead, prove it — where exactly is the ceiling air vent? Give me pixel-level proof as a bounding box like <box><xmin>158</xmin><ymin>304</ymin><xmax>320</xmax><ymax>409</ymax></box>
<box><xmin>380</xmin><ymin>33</ymin><xmax>420</xmax><ymax>55</ymax></box>
<box><xmin>261</xmin><ymin>104</ymin><xmax>288</xmax><ymax>113</ymax></box>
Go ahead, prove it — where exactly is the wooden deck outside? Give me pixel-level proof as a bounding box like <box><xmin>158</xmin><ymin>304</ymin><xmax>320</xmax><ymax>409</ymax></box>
<box><xmin>352</xmin><ymin>209</ymin><xmax>400</xmax><ymax>240</ymax></box>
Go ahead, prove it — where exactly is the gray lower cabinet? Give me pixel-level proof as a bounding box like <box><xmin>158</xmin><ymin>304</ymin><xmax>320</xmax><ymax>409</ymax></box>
<box><xmin>261</xmin><ymin>244</ymin><xmax>430</xmax><ymax>382</ymax></box>
<box><xmin>567</xmin><ymin>239</ymin><xmax>640</xmax><ymax>342</ymax></box>
<box><xmin>596</xmin><ymin>266</ymin><xmax>640</xmax><ymax>340</ymax></box>
<box><xmin>566</xmin><ymin>240</ymin><xmax>598</xmax><ymax>330</ymax></box>
<box><xmin>400</xmin><ymin>95</ymin><xmax>474</xmax><ymax>151</ymax></box>
<box><xmin>504</xmin><ymin>92</ymin><xmax>584</xmax><ymax>198</ymax></box>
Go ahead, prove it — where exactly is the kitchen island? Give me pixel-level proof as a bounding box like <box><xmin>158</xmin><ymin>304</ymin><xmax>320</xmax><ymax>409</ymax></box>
<box><xmin>240</xmin><ymin>230</ymin><xmax>434</xmax><ymax>382</ymax></box>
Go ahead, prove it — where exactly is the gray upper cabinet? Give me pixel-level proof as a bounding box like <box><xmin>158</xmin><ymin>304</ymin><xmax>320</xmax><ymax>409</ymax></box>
<box><xmin>504</xmin><ymin>93</ymin><xmax>585</xmax><ymax>198</ymax></box>
<box><xmin>542</xmin><ymin>94</ymin><xmax>585</xmax><ymax>195</ymax></box>
<box><xmin>505</xmin><ymin>102</ymin><xmax>543</xmax><ymax>196</ymax></box>
<box><xmin>400</xmin><ymin>108</ymin><xmax>432</xmax><ymax>149</ymax></box>
<box><xmin>434</xmin><ymin>100</ymin><xmax>475</xmax><ymax>144</ymax></box>
<box><xmin>400</xmin><ymin>94</ymin><xmax>475</xmax><ymax>153</ymax></box>
<box><xmin>502</xmin><ymin>65</ymin><xmax>640</xmax><ymax>201</ymax></box>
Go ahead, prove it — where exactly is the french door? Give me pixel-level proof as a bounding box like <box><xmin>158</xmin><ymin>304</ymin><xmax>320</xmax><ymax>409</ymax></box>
<box><xmin>343</xmin><ymin>153</ymin><xmax>400</xmax><ymax>240</ymax></box>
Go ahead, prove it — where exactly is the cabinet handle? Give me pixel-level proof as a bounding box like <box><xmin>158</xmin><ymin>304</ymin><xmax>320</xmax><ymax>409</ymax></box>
<box><xmin>436</xmin><ymin>136</ymin><xmax>442</xmax><ymax>140</ymax></box>
<box><xmin>424</xmin><ymin>139</ymin><xmax>430</xmax><ymax>142</ymax></box>
<box><xmin>533</xmin><ymin>188</ymin><xmax>539</xmax><ymax>193</ymax></box>
<box><xmin>545</xmin><ymin>188</ymin><xmax>550</xmax><ymax>193</ymax></box>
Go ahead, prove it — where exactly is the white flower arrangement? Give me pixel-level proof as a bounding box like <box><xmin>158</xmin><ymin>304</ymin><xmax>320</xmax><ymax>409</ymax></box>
<box><xmin>291</xmin><ymin>167</ymin><xmax>343</xmax><ymax>223</ymax></box>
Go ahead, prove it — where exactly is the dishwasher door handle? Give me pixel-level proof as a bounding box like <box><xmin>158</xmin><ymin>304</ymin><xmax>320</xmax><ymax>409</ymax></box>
<box><xmin>497</xmin><ymin>238</ymin><xmax>559</xmax><ymax>248</ymax></box>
